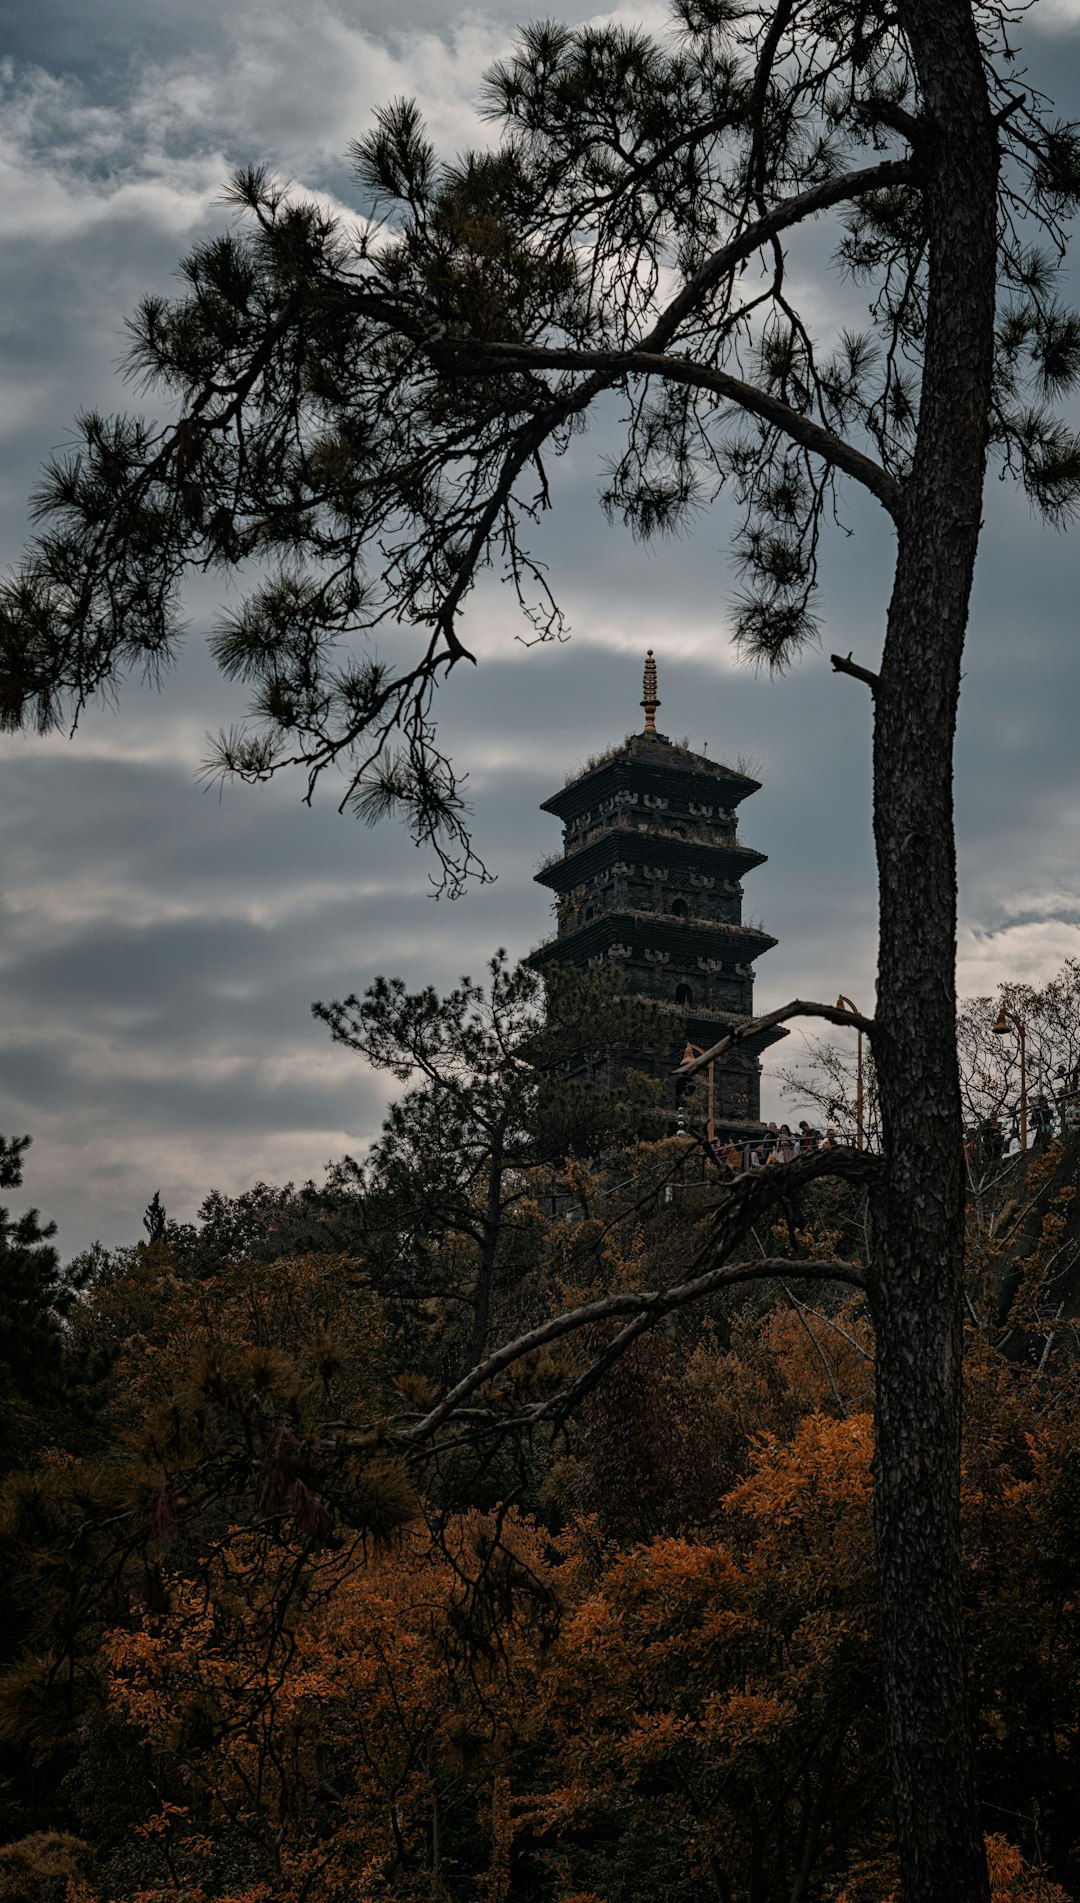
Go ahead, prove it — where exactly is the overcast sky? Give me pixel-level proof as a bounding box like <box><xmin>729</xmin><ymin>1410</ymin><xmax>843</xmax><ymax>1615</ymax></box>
<box><xmin>3</xmin><ymin>0</ymin><xmax>1080</xmax><ymax>1256</ymax></box>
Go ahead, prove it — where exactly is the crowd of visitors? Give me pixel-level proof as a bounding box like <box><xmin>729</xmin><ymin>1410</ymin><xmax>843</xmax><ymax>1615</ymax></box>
<box><xmin>966</xmin><ymin>1091</ymin><xmax>1059</xmax><ymax>1168</ymax></box>
<box><xmin>706</xmin><ymin>1080</ymin><xmax>1078</xmax><ymax>1179</ymax></box>
<box><xmin>709</xmin><ymin>1120</ymin><xmax>845</xmax><ymax>1170</ymax></box>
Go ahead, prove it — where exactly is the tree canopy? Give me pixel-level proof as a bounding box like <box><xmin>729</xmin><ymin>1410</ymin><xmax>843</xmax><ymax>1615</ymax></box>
<box><xmin>1</xmin><ymin>1111</ymin><xmax>1079</xmax><ymax>1903</ymax></box>
<box><xmin>2</xmin><ymin>0</ymin><xmax>1078</xmax><ymax>890</ymax></box>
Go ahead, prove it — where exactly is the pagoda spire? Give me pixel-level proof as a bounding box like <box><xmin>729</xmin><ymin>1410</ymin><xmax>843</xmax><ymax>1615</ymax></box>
<box><xmin>641</xmin><ymin>648</ymin><xmax>660</xmax><ymax>734</ymax></box>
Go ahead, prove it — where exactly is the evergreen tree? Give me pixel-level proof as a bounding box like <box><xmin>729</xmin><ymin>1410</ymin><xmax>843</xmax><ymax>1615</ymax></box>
<box><xmin>314</xmin><ymin>952</ymin><xmax>666</xmax><ymax>1373</ymax></box>
<box><xmin>141</xmin><ymin>1191</ymin><xmax>167</xmax><ymax>1247</ymax></box>
<box><xmin>0</xmin><ymin>1137</ymin><xmax>74</xmax><ymax>1459</ymax></box>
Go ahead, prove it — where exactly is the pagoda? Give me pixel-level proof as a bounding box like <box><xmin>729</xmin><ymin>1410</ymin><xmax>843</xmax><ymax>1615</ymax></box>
<box><xmin>529</xmin><ymin>651</ymin><xmax>784</xmax><ymax>1130</ymax></box>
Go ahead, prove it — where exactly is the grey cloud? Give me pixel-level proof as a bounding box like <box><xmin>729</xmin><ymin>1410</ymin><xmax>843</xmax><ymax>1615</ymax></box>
<box><xmin>3</xmin><ymin>0</ymin><xmax>1080</xmax><ymax>1253</ymax></box>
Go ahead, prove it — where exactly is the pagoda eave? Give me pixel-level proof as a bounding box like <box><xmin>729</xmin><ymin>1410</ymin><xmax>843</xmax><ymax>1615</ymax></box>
<box><xmin>529</xmin><ymin>911</ymin><xmax>777</xmax><ymax>969</ymax></box>
<box><xmin>541</xmin><ymin>747</ymin><xmax>760</xmax><ymax>825</ymax></box>
<box><xmin>535</xmin><ymin>829</ymin><xmax>765</xmax><ymax>893</ymax></box>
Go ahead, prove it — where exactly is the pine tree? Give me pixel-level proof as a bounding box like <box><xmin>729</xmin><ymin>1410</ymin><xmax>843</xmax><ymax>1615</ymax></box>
<box><xmin>315</xmin><ymin>952</ymin><xmax>666</xmax><ymax>1373</ymax></box>
<box><xmin>141</xmin><ymin>1190</ymin><xmax>167</xmax><ymax>1247</ymax></box>
<box><xmin>0</xmin><ymin>1137</ymin><xmax>69</xmax><ymax>1449</ymax></box>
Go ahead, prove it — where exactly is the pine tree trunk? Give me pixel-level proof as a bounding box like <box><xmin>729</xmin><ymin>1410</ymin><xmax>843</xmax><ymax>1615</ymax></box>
<box><xmin>871</xmin><ymin>5</ymin><xmax>997</xmax><ymax>1899</ymax></box>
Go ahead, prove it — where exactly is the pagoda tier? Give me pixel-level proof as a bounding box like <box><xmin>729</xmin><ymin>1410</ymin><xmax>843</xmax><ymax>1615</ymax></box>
<box><xmin>541</xmin><ymin>754</ymin><xmax>759</xmax><ymax>818</ymax></box>
<box><xmin>535</xmin><ymin>826</ymin><xmax>765</xmax><ymax>896</ymax></box>
<box><xmin>530</xmin><ymin>911</ymin><xmax>778</xmax><ymax>1023</ymax></box>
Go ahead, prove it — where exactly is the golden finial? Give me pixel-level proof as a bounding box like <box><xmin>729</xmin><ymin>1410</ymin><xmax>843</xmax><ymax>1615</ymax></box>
<box><xmin>641</xmin><ymin>648</ymin><xmax>660</xmax><ymax>735</ymax></box>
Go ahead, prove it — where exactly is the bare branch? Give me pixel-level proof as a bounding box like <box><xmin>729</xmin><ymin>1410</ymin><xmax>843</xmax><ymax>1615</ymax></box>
<box><xmin>852</xmin><ymin>99</ymin><xmax>928</xmax><ymax>146</ymax></box>
<box><xmin>994</xmin><ymin>92</ymin><xmax>1028</xmax><ymax>129</ymax></box>
<box><xmin>532</xmin><ymin>1255</ymin><xmax>868</xmax><ymax>1431</ymax></box>
<box><xmin>780</xmin><ymin>1281</ymin><xmax>851</xmax><ymax>1417</ymax></box>
<box><xmin>401</xmin><ymin>1255</ymin><xmax>864</xmax><ymax>1446</ymax></box>
<box><xmin>831</xmin><ymin>650</ymin><xmax>881</xmax><ymax>693</ymax></box>
<box><xmin>397</xmin><ymin>1147</ymin><xmax>878</xmax><ymax>1446</ymax></box>
<box><xmin>678</xmin><ymin>999</ymin><xmax>876</xmax><ymax>1079</ymax></box>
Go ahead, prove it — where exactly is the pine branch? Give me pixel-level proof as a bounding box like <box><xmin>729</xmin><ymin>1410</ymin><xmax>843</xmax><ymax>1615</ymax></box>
<box><xmin>442</xmin><ymin>339</ymin><xmax>904</xmax><ymax>516</ymax></box>
<box><xmin>641</xmin><ymin>158</ymin><xmax>918</xmax><ymax>356</ymax></box>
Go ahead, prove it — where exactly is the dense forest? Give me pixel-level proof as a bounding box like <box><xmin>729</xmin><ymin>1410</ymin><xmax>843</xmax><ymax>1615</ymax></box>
<box><xmin>2</xmin><ymin>957</ymin><xmax>1080</xmax><ymax>1903</ymax></box>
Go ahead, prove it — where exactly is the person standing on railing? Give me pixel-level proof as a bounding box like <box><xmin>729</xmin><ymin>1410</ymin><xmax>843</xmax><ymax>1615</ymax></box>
<box><xmin>1032</xmin><ymin>1094</ymin><xmax>1055</xmax><ymax>1149</ymax></box>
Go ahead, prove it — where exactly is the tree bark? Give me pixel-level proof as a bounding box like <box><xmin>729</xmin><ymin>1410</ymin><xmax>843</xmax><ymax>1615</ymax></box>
<box><xmin>871</xmin><ymin>4</ymin><xmax>998</xmax><ymax>1898</ymax></box>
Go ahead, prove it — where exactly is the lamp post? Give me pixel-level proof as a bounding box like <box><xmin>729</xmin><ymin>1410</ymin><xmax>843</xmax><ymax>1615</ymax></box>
<box><xmin>679</xmin><ymin>1039</ymin><xmax>714</xmax><ymax>1144</ymax></box>
<box><xmin>836</xmin><ymin>994</ymin><xmax>865</xmax><ymax>1150</ymax></box>
<box><xmin>993</xmin><ymin>1004</ymin><xmax>1027</xmax><ymax>1154</ymax></box>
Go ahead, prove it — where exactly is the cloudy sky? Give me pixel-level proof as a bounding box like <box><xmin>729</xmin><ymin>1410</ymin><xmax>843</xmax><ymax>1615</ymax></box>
<box><xmin>3</xmin><ymin>0</ymin><xmax>1080</xmax><ymax>1256</ymax></box>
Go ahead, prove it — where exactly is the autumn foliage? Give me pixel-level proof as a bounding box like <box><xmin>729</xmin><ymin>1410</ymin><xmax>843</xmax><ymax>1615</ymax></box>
<box><xmin>1</xmin><ymin>1134</ymin><xmax>1079</xmax><ymax>1901</ymax></box>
